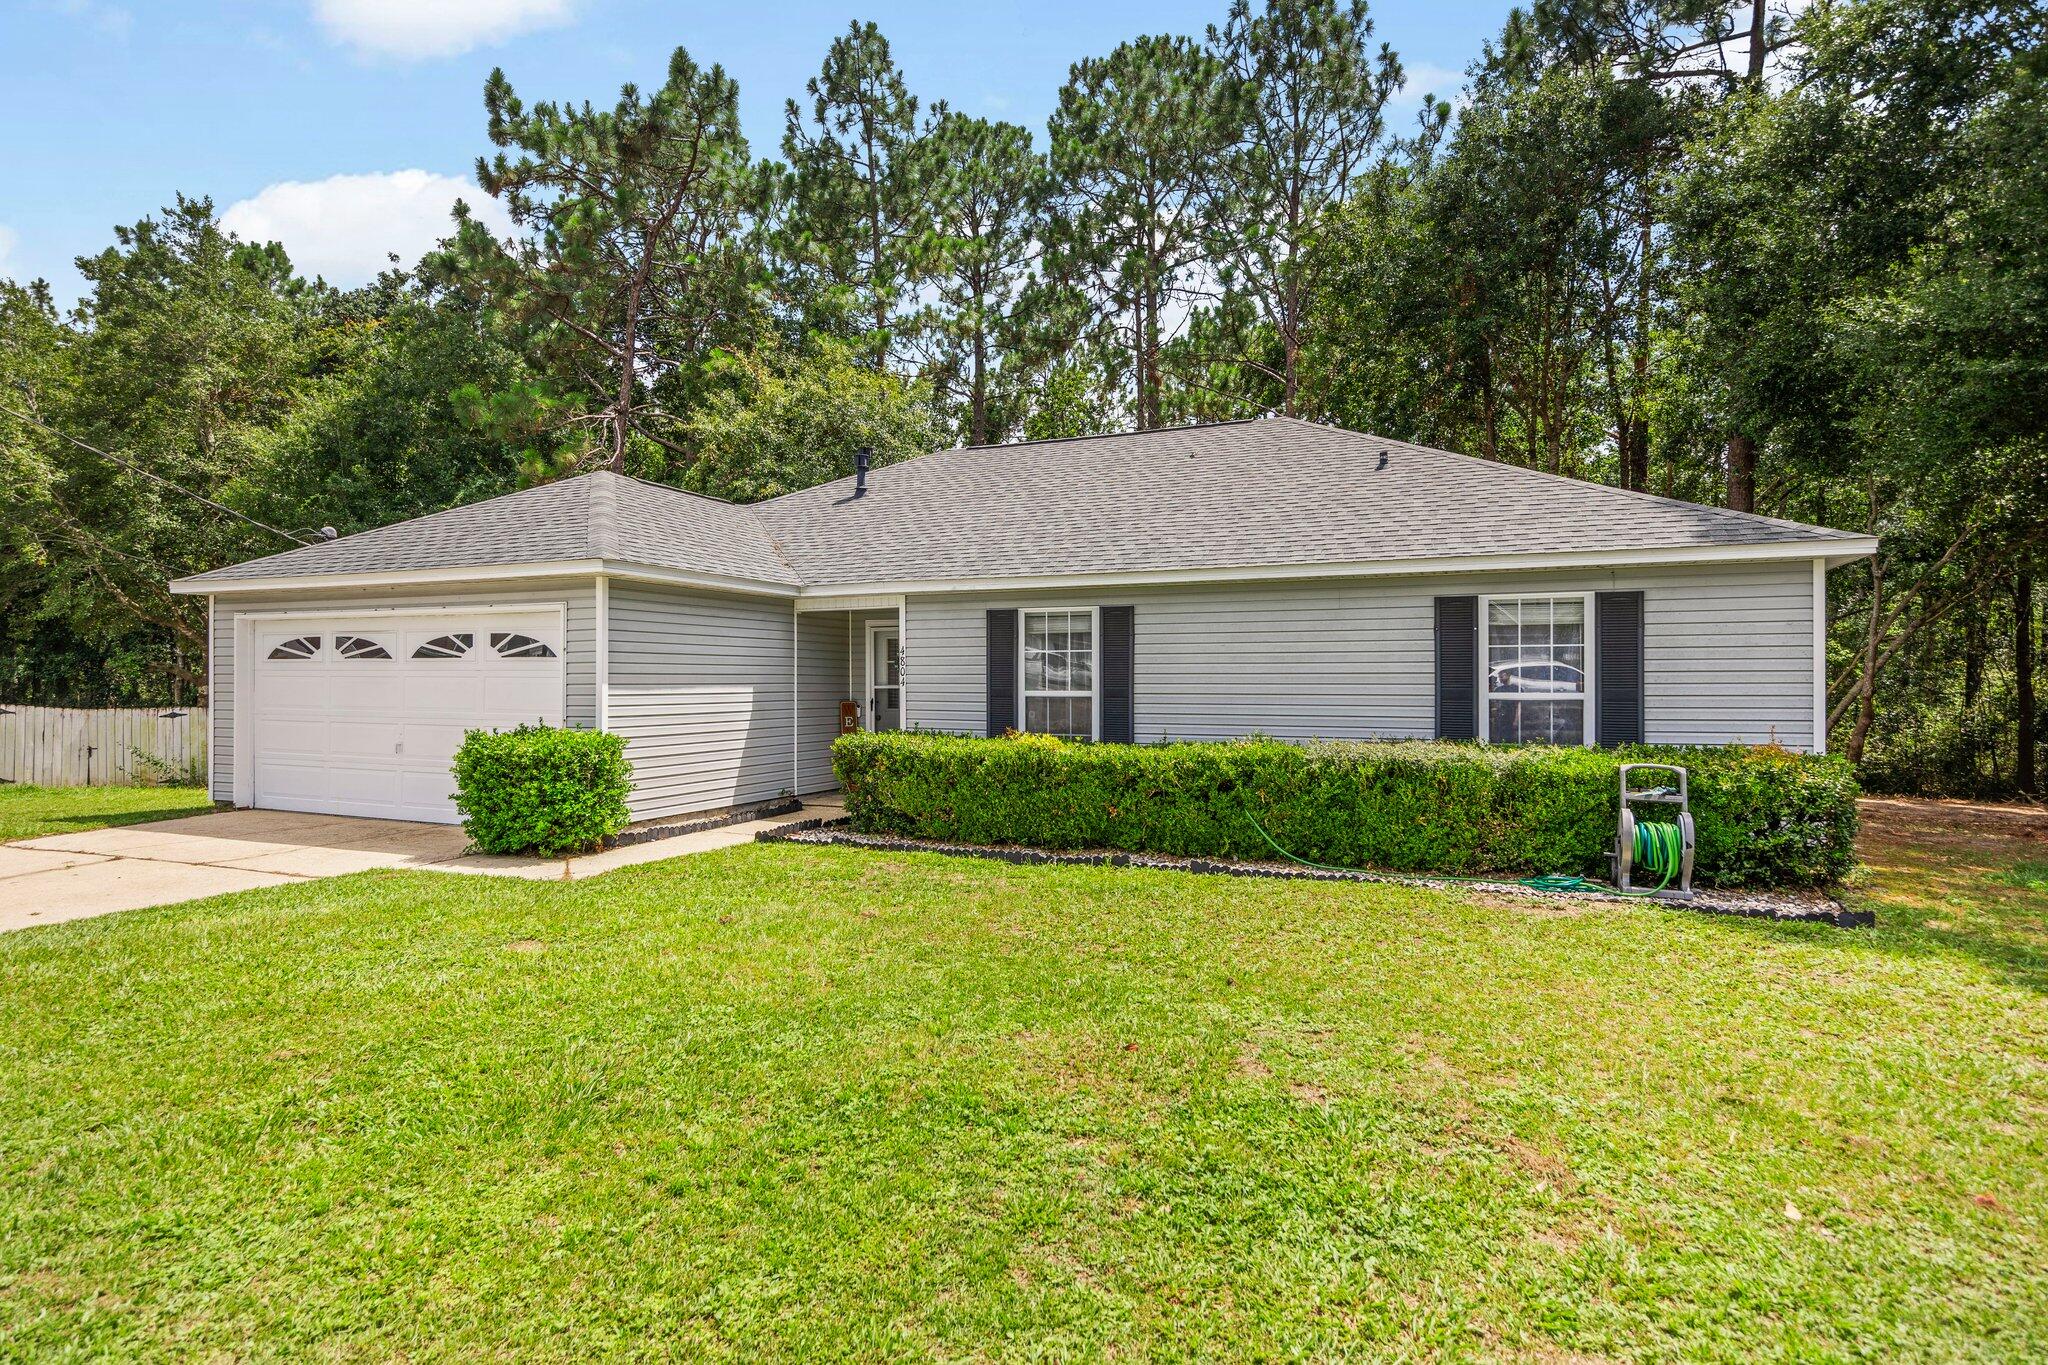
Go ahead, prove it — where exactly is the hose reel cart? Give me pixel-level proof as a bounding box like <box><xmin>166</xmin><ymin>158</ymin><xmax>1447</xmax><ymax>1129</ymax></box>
<box><xmin>1613</xmin><ymin>763</ymin><xmax>1695</xmax><ymax>897</ymax></box>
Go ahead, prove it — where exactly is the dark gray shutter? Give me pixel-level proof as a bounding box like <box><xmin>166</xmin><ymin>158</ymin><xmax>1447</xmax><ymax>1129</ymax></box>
<box><xmin>986</xmin><ymin>609</ymin><xmax>1017</xmax><ymax>736</ymax></box>
<box><xmin>1595</xmin><ymin>590</ymin><xmax>1644</xmax><ymax>747</ymax></box>
<box><xmin>1435</xmin><ymin>596</ymin><xmax>1479</xmax><ymax>740</ymax></box>
<box><xmin>1099</xmin><ymin>606</ymin><xmax>1134</xmax><ymax>743</ymax></box>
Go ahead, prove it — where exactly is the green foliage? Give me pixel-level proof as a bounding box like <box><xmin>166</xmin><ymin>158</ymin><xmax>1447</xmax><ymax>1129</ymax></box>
<box><xmin>1049</xmin><ymin>33</ymin><xmax>1235</xmax><ymax>429</ymax></box>
<box><xmin>425</xmin><ymin>45</ymin><xmax>768</xmax><ymax>473</ymax></box>
<box><xmin>779</xmin><ymin>21</ymin><xmax>926</xmax><ymax>365</ymax></box>
<box><xmin>680</xmin><ymin>340</ymin><xmax>941</xmax><ymax>501</ymax></box>
<box><xmin>833</xmin><ymin>732</ymin><xmax>1858</xmax><ymax>888</ymax></box>
<box><xmin>451</xmin><ymin>724</ymin><xmax>632</xmax><ymax>857</ymax></box>
<box><xmin>904</xmin><ymin>111</ymin><xmax>1048</xmax><ymax>445</ymax></box>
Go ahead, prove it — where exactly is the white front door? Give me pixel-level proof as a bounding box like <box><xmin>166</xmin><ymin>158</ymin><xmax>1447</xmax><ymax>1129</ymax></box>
<box><xmin>870</xmin><ymin>626</ymin><xmax>902</xmax><ymax>731</ymax></box>
<box><xmin>247</xmin><ymin>612</ymin><xmax>565</xmax><ymax>823</ymax></box>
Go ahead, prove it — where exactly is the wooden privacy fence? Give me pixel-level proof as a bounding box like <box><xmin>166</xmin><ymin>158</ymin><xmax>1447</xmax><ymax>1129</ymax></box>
<box><xmin>0</xmin><ymin>705</ymin><xmax>209</xmax><ymax>787</ymax></box>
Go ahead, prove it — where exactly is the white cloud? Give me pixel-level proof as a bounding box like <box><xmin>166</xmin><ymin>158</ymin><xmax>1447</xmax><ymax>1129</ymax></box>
<box><xmin>0</xmin><ymin>225</ymin><xmax>17</xmax><ymax>278</ymax></box>
<box><xmin>1389</xmin><ymin>62</ymin><xmax>1464</xmax><ymax>110</ymax></box>
<box><xmin>311</xmin><ymin>0</ymin><xmax>574</xmax><ymax>60</ymax></box>
<box><xmin>220</xmin><ymin>170</ymin><xmax>514</xmax><ymax>285</ymax></box>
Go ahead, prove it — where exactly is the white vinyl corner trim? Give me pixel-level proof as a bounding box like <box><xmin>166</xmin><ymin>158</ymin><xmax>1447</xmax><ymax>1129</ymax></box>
<box><xmin>1813</xmin><ymin>557</ymin><xmax>1828</xmax><ymax>755</ymax></box>
<box><xmin>595</xmin><ymin>572</ymin><xmax>610</xmax><ymax>733</ymax></box>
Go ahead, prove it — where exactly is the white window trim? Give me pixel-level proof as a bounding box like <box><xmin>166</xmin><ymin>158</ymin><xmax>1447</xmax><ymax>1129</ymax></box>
<box><xmin>1017</xmin><ymin>605</ymin><xmax>1100</xmax><ymax>741</ymax></box>
<box><xmin>1476</xmin><ymin>591</ymin><xmax>1597</xmax><ymax>748</ymax></box>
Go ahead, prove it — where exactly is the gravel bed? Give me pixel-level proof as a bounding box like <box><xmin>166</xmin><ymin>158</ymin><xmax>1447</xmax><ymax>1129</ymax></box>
<box><xmin>759</xmin><ymin>822</ymin><xmax>1870</xmax><ymax>927</ymax></box>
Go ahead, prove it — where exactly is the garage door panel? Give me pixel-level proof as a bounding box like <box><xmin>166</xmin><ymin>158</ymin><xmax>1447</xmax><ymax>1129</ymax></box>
<box><xmin>482</xmin><ymin>673</ymin><xmax>562</xmax><ymax>716</ymax></box>
<box><xmin>247</xmin><ymin>609</ymin><xmax>567</xmax><ymax>825</ymax></box>
<box><xmin>254</xmin><ymin>675</ymin><xmax>337</xmax><ymax>713</ymax></box>
<box><xmin>330</xmin><ymin>765</ymin><xmax>405</xmax><ymax>807</ymax></box>
<box><xmin>402</xmin><ymin>720</ymin><xmax>475</xmax><ymax>757</ymax></box>
<box><xmin>399</xmin><ymin>768</ymin><xmax>460</xmax><ymax>812</ymax></box>
<box><xmin>329</xmin><ymin>719</ymin><xmax>403</xmax><ymax>759</ymax></box>
<box><xmin>402</xmin><ymin>672</ymin><xmax>494</xmax><ymax>712</ymax></box>
<box><xmin>254</xmin><ymin>715</ymin><xmax>335</xmax><ymax>755</ymax></box>
<box><xmin>256</xmin><ymin>760</ymin><xmax>338</xmax><ymax>802</ymax></box>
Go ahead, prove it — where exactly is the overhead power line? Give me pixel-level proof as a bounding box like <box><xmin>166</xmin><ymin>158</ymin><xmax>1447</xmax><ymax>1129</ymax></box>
<box><xmin>0</xmin><ymin>399</ymin><xmax>310</xmax><ymax>546</ymax></box>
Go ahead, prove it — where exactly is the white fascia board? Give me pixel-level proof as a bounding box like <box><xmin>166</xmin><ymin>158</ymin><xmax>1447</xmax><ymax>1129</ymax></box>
<box><xmin>793</xmin><ymin>537</ymin><xmax>1882</xmax><ymax>601</ymax></box>
<box><xmin>795</xmin><ymin>592</ymin><xmax>907</xmax><ymax>614</ymax></box>
<box><xmin>173</xmin><ymin>558</ymin><xmax>800</xmax><ymax>600</ymax></box>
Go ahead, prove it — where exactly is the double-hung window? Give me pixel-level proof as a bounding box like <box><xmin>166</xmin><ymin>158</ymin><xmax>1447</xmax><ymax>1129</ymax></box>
<box><xmin>1483</xmin><ymin>595</ymin><xmax>1590</xmax><ymax>745</ymax></box>
<box><xmin>1021</xmin><ymin>609</ymin><xmax>1096</xmax><ymax>740</ymax></box>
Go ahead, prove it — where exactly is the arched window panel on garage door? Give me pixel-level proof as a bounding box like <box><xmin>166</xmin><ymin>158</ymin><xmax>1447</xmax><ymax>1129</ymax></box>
<box><xmin>266</xmin><ymin>635</ymin><xmax>321</xmax><ymax>660</ymax></box>
<box><xmin>412</xmin><ymin>633</ymin><xmax>474</xmax><ymax>659</ymax></box>
<box><xmin>490</xmin><ymin>632</ymin><xmax>556</xmax><ymax>659</ymax></box>
<box><xmin>335</xmin><ymin>634</ymin><xmax>392</xmax><ymax>660</ymax></box>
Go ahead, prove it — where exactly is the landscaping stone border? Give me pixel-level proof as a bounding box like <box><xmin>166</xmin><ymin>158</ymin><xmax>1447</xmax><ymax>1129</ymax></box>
<box><xmin>609</xmin><ymin>796</ymin><xmax>803</xmax><ymax>848</ymax></box>
<box><xmin>759</xmin><ymin>821</ymin><xmax>1874</xmax><ymax>928</ymax></box>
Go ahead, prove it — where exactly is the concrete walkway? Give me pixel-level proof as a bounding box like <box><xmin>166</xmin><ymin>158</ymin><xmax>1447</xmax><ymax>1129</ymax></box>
<box><xmin>0</xmin><ymin>799</ymin><xmax>844</xmax><ymax>933</ymax></box>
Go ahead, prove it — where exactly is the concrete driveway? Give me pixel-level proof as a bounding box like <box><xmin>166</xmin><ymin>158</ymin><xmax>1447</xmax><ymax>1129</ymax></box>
<box><xmin>0</xmin><ymin>799</ymin><xmax>847</xmax><ymax>933</ymax></box>
<box><xmin>0</xmin><ymin>810</ymin><xmax>471</xmax><ymax>932</ymax></box>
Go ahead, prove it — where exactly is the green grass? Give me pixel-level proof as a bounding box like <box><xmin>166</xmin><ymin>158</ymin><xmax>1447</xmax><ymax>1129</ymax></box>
<box><xmin>0</xmin><ymin>784</ymin><xmax>213</xmax><ymax>843</ymax></box>
<box><xmin>1</xmin><ymin>800</ymin><xmax>2043</xmax><ymax>1360</ymax></box>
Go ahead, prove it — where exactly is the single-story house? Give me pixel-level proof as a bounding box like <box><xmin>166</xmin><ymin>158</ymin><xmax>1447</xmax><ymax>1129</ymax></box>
<box><xmin>170</xmin><ymin>419</ymin><xmax>1877</xmax><ymax>825</ymax></box>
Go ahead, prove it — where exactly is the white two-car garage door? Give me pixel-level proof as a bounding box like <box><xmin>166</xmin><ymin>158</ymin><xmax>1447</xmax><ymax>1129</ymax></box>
<box><xmin>248</xmin><ymin>611</ymin><xmax>564</xmax><ymax>823</ymax></box>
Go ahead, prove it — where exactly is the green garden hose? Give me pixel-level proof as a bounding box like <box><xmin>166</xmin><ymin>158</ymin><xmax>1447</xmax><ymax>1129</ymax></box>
<box><xmin>1242</xmin><ymin>805</ymin><xmax>1684</xmax><ymax>897</ymax></box>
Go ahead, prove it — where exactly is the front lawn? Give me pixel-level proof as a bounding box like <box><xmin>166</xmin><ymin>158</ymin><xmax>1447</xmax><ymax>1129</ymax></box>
<box><xmin>0</xmin><ymin>800</ymin><xmax>2042</xmax><ymax>1359</ymax></box>
<box><xmin>0</xmin><ymin>783</ymin><xmax>213</xmax><ymax>843</ymax></box>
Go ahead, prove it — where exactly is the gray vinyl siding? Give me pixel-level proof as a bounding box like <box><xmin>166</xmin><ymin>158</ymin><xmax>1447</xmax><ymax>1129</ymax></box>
<box><xmin>208</xmin><ymin>577</ymin><xmax>598</xmax><ymax>805</ymax></box>
<box><xmin>903</xmin><ymin>559</ymin><xmax>1820</xmax><ymax>751</ymax></box>
<box><xmin>606</xmin><ymin>581</ymin><xmax>796</xmax><ymax>820</ymax></box>
<box><xmin>796</xmin><ymin>612</ymin><xmax>850</xmax><ymax>794</ymax></box>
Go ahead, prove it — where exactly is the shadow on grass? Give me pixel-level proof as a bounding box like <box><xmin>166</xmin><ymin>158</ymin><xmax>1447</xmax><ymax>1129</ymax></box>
<box><xmin>1699</xmin><ymin>797</ymin><xmax>2048</xmax><ymax>997</ymax></box>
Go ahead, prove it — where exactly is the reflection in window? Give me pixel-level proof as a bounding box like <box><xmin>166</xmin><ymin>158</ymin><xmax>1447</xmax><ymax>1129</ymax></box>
<box><xmin>412</xmin><ymin>633</ymin><xmax>473</xmax><ymax>659</ymax></box>
<box><xmin>335</xmin><ymin>634</ymin><xmax>392</xmax><ymax>660</ymax></box>
<box><xmin>266</xmin><ymin>635</ymin><xmax>321</xmax><ymax>660</ymax></box>
<box><xmin>1022</xmin><ymin>609</ymin><xmax>1094</xmax><ymax>740</ymax></box>
<box><xmin>490</xmin><ymin>632</ymin><xmax>556</xmax><ymax>659</ymax></box>
<box><xmin>1485</xmin><ymin>597</ymin><xmax>1587</xmax><ymax>745</ymax></box>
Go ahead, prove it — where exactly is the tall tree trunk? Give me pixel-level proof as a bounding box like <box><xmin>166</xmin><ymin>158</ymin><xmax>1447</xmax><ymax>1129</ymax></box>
<box><xmin>970</xmin><ymin>324</ymin><xmax>989</xmax><ymax>447</ymax></box>
<box><xmin>2019</xmin><ymin>573</ymin><xmax>2039</xmax><ymax>796</ymax></box>
<box><xmin>1746</xmin><ymin>0</ymin><xmax>1770</xmax><ymax>82</ymax></box>
<box><xmin>1846</xmin><ymin>556</ymin><xmax>1883</xmax><ymax>763</ymax></box>
<box><xmin>1963</xmin><ymin>611</ymin><xmax>1985</xmax><ymax>707</ymax></box>
<box><xmin>1726</xmin><ymin>434</ymin><xmax>1756</xmax><ymax>512</ymax></box>
<box><xmin>1141</xmin><ymin>280</ymin><xmax>1164</xmax><ymax>431</ymax></box>
<box><xmin>1621</xmin><ymin>418</ymin><xmax>1649</xmax><ymax>493</ymax></box>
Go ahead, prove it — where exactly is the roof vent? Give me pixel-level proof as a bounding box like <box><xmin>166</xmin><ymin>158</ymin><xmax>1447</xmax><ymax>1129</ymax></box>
<box><xmin>854</xmin><ymin>447</ymin><xmax>872</xmax><ymax>498</ymax></box>
<box><xmin>1376</xmin><ymin>450</ymin><xmax>1389</xmax><ymax>471</ymax></box>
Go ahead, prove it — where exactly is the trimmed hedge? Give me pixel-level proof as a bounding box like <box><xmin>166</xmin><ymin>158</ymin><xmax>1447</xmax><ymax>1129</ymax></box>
<box><xmin>832</xmin><ymin>732</ymin><xmax>1859</xmax><ymax>888</ymax></box>
<box><xmin>453</xmin><ymin>723</ymin><xmax>632</xmax><ymax>857</ymax></box>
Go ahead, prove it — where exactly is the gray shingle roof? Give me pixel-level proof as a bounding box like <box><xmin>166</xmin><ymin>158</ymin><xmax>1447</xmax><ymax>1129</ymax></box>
<box><xmin>176</xmin><ymin>470</ymin><xmax>800</xmax><ymax>587</ymax></box>
<box><xmin>176</xmin><ymin>420</ymin><xmax>1866</xmax><ymax>592</ymax></box>
<box><xmin>750</xmin><ymin>418</ymin><xmax>1865</xmax><ymax>586</ymax></box>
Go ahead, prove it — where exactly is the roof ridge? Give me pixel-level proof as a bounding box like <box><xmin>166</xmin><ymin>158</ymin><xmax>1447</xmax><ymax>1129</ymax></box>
<box><xmin>585</xmin><ymin>470</ymin><xmax>620</xmax><ymax>559</ymax></box>
<box><xmin>1368</xmin><ymin>434</ymin><xmax>1863</xmax><ymax>539</ymax></box>
<box><xmin>745</xmin><ymin>417</ymin><xmax>1274</xmax><ymax>508</ymax></box>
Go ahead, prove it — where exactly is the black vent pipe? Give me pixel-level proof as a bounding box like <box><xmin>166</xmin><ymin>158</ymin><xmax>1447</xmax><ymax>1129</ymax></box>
<box><xmin>854</xmin><ymin>447</ymin><xmax>872</xmax><ymax>497</ymax></box>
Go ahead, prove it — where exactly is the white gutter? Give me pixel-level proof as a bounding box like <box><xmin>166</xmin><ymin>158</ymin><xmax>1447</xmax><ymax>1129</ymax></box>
<box><xmin>172</xmin><ymin>537</ymin><xmax>1878</xmax><ymax>605</ymax></box>
<box><xmin>792</xmin><ymin>537</ymin><xmax>1881</xmax><ymax>604</ymax></box>
<box><xmin>173</xmin><ymin>557</ymin><xmax>801</xmax><ymax>600</ymax></box>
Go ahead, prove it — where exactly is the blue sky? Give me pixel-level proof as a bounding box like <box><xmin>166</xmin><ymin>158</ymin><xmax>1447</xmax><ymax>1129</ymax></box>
<box><xmin>2</xmin><ymin>1</ymin><xmax>1515</xmax><ymax>307</ymax></box>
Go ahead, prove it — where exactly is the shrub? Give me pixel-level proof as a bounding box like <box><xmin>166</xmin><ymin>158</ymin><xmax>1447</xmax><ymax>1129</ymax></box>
<box><xmin>452</xmin><ymin>724</ymin><xmax>632</xmax><ymax>857</ymax></box>
<box><xmin>832</xmin><ymin>733</ymin><xmax>1859</xmax><ymax>889</ymax></box>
